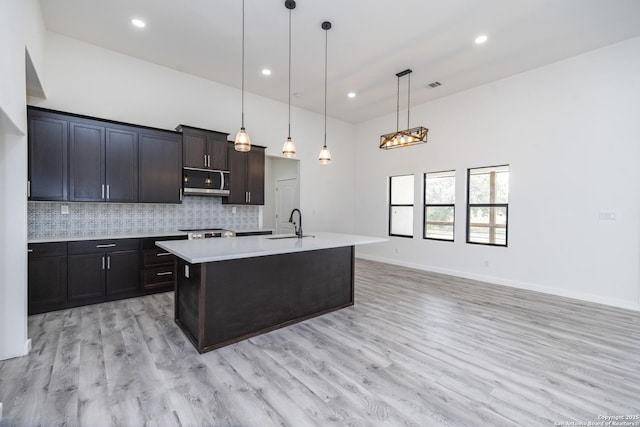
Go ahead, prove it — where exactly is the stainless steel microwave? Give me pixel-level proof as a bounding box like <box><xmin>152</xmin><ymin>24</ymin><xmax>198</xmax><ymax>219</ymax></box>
<box><xmin>183</xmin><ymin>168</ymin><xmax>230</xmax><ymax>196</ymax></box>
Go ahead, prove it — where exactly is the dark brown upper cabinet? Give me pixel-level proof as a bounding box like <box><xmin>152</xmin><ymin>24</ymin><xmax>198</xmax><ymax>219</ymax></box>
<box><xmin>139</xmin><ymin>129</ymin><xmax>183</xmax><ymax>204</ymax></box>
<box><xmin>28</xmin><ymin>109</ymin><xmax>69</xmax><ymax>201</ymax></box>
<box><xmin>27</xmin><ymin>107</ymin><xmax>182</xmax><ymax>204</ymax></box>
<box><xmin>177</xmin><ymin>125</ymin><xmax>229</xmax><ymax>171</ymax></box>
<box><xmin>224</xmin><ymin>143</ymin><xmax>265</xmax><ymax>205</ymax></box>
<box><xmin>69</xmin><ymin>119</ymin><xmax>138</xmax><ymax>203</ymax></box>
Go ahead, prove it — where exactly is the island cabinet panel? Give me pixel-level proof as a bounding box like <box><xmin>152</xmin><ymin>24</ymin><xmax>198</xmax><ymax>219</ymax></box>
<box><xmin>27</xmin><ymin>109</ymin><xmax>69</xmax><ymax>201</ymax></box>
<box><xmin>28</xmin><ymin>242</ymin><xmax>68</xmax><ymax>315</ymax></box>
<box><xmin>175</xmin><ymin>246</ymin><xmax>355</xmax><ymax>352</ymax></box>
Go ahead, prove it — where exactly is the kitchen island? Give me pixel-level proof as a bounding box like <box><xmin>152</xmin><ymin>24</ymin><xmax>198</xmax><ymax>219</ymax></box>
<box><xmin>157</xmin><ymin>232</ymin><xmax>386</xmax><ymax>352</ymax></box>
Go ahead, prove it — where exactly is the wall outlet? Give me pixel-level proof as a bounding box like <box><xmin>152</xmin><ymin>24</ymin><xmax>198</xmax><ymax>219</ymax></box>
<box><xmin>232</xmin><ymin>207</ymin><xmax>237</xmax><ymax>214</ymax></box>
<box><xmin>184</xmin><ymin>265</ymin><xmax>190</xmax><ymax>279</ymax></box>
<box><xmin>61</xmin><ymin>205</ymin><xmax>69</xmax><ymax>215</ymax></box>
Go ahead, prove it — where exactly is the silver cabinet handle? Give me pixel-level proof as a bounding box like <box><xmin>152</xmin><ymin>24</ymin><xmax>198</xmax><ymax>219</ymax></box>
<box><xmin>27</xmin><ymin>249</ymin><xmax>33</xmax><ymax>253</ymax></box>
<box><xmin>96</xmin><ymin>244</ymin><xmax>116</xmax><ymax>248</ymax></box>
<box><xmin>102</xmin><ymin>256</ymin><xmax>105</xmax><ymax>270</ymax></box>
<box><xmin>204</xmin><ymin>154</ymin><xmax>207</xmax><ymax>168</ymax></box>
<box><xmin>106</xmin><ymin>184</ymin><xmax>110</xmax><ymax>200</ymax></box>
<box><xmin>156</xmin><ymin>252</ymin><xmax>171</xmax><ymax>257</ymax></box>
<box><xmin>179</xmin><ymin>188</ymin><xmax>183</xmax><ymax>201</ymax></box>
<box><xmin>107</xmin><ymin>255</ymin><xmax>111</xmax><ymax>270</ymax></box>
<box><xmin>156</xmin><ymin>271</ymin><xmax>172</xmax><ymax>276</ymax></box>
<box><xmin>102</xmin><ymin>184</ymin><xmax>105</xmax><ymax>199</ymax></box>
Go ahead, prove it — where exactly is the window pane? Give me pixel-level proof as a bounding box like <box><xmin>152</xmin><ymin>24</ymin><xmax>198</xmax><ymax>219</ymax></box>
<box><xmin>425</xmin><ymin>171</ymin><xmax>455</xmax><ymax>204</ymax></box>
<box><xmin>469</xmin><ymin>166</ymin><xmax>509</xmax><ymax>204</ymax></box>
<box><xmin>468</xmin><ymin>206</ymin><xmax>507</xmax><ymax>245</ymax></box>
<box><xmin>390</xmin><ymin>175</ymin><xmax>414</xmax><ymax>205</ymax></box>
<box><xmin>425</xmin><ymin>206</ymin><xmax>454</xmax><ymax>240</ymax></box>
<box><xmin>390</xmin><ymin>206</ymin><xmax>413</xmax><ymax>236</ymax></box>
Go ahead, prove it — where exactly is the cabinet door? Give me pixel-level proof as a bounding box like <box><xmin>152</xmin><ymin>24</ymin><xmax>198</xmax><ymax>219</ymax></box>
<box><xmin>139</xmin><ymin>131</ymin><xmax>182</xmax><ymax>203</ymax></box>
<box><xmin>28</xmin><ymin>110</ymin><xmax>68</xmax><ymax>201</ymax></box>
<box><xmin>247</xmin><ymin>147</ymin><xmax>265</xmax><ymax>205</ymax></box>
<box><xmin>69</xmin><ymin>121</ymin><xmax>105</xmax><ymax>201</ymax></box>
<box><xmin>28</xmin><ymin>256</ymin><xmax>67</xmax><ymax>315</ymax></box>
<box><xmin>106</xmin><ymin>250</ymin><xmax>140</xmax><ymax>296</ymax></box>
<box><xmin>226</xmin><ymin>145</ymin><xmax>248</xmax><ymax>204</ymax></box>
<box><xmin>207</xmin><ymin>136</ymin><xmax>228</xmax><ymax>171</ymax></box>
<box><xmin>183</xmin><ymin>132</ymin><xmax>207</xmax><ymax>169</ymax></box>
<box><xmin>106</xmin><ymin>128</ymin><xmax>138</xmax><ymax>202</ymax></box>
<box><xmin>68</xmin><ymin>253</ymin><xmax>105</xmax><ymax>302</ymax></box>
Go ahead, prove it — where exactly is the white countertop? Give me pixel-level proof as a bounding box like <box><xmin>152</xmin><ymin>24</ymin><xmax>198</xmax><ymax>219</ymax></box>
<box><xmin>28</xmin><ymin>231</ymin><xmax>189</xmax><ymax>244</ymax></box>
<box><xmin>156</xmin><ymin>232</ymin><xmax>387</xmax><ymax>264</ymax></box>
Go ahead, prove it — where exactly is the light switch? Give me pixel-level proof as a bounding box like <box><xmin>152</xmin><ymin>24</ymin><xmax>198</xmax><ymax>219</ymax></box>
<box><xmin>61</xmin><ymin>205</ymin><xmax>69</xmax><ymax>215</ymax></box>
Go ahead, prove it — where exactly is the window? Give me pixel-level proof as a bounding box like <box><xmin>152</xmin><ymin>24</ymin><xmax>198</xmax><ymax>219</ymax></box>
<box><xmin>424</xmin><ymin>170</ymin><xmax>455</xmax><ymax>241</ymax></box>
<box><xmin>389</xmin><ymin>175</ymin><xmax>414</xmax><ymax>237</ymax></box>
<box><xmin>467</xmin><ymin>165</ymin><xmax>509</xmax><ymax>246</ymax></box>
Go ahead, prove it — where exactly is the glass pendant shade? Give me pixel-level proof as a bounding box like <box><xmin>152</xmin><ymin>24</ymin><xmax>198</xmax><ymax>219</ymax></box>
<box><xmin>318</xmin><ymin>145</ymin><xmax>331</xmax><ymax>164</ymax></box>
<box><xmin>282</xmin><ymin>137</ymin><xmax>296</xmax><ymax>158</ymax></box>
<box><xmin>234</xmin><ymin>127</ymin><xmax>251</xmax><ymax>152</ymax></box>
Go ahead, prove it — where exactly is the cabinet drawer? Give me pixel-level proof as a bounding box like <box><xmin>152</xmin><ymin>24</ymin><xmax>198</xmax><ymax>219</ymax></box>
<box><xmin>68</xmin><ymin>238</ymin><xmax>140</xmax><ymax>254</ymax></box>
<box><xmin>28</xmin><ymin>242</ymin><xmax>67</xmax><ymax>258</ymax></box>
<box><xmin>142</xmin><ymin>266</ymin><xmax>175</xmax><ymax>289</ymax></box>
<box><xmin>142</xmin><ymin>249</ymin><xmax>175</xmax><ymax>268</ymax></box>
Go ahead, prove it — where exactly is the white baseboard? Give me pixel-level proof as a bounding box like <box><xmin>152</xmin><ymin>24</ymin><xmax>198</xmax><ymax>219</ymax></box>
<box><xmin>356</xmin><ymin>254</ymin><xmax>640</xmax><ymax>312</ymax></box>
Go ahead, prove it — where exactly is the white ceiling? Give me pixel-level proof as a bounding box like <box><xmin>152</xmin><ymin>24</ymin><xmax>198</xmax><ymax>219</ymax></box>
<box><xmin>39</xmin><ymin>0</ymin><xmax>640</xmax><ymax>124</ymax></box>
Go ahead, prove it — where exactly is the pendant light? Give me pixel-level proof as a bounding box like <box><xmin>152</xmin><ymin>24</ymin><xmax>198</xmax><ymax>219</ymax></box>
<box><xmin>318</xmin><ymin>21</ymin><xmax>332</xmax><ymax>164</ymax></box>
<box><xmin>379</xmin><ymin>69</ymin><xmax>428</xmax><ymax>149</ymax></box>
<box><xmin>282</xmin><ymin>0</ymin><xmax>297</xmax><ymax>158</ymax></box>
<box><xmin>234</xmin><ymin>0</ymin><xmax>251</xmax><ymax>152</ymax></box>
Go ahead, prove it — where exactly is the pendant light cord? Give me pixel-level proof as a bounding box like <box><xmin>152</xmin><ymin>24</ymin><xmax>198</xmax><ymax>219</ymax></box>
<box><xmin>396</xmin><ymin>75</ymin><xmax>400</xmax><ymax>133</ymax></box>
<box><xmin>241</xmin><ymin>0</ymin><xmax>245</xmax><ymax>128</ymax></box>
<box><xmin>288</xmin><ymin>7</ymin><xmax>292</xmax><ymax>138</ymax></box>
<box><xmin>407</xmin><ymin>72</ymin><xmax>411</xmax><ymax>129</ymax></box>
<box><xmin>323</xmin><ymin>25</ymin><xmax>328</xmax><ymax>147</ymax></box>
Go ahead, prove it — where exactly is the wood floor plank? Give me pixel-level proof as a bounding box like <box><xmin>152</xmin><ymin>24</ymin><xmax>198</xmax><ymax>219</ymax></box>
<box><xmin>1</xmin><ymin>258</ymin><xmax>639</xmax><ymax>426</ymax></box>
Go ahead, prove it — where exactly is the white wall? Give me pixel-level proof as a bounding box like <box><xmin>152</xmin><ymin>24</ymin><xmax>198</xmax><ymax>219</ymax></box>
<box><xmin>355</xmin><ymin>36</ymin><xmax>640</xmax><ymax>311</ymax></box>
<box><xmin>0</xmin><ymin>0</ymin><xmax>46</xmax><ymax>360</ymax></box>
<box><xmin>31</xmin><ymin>32</ymin><xmax>356</xmax><ymax>234</ymax></box>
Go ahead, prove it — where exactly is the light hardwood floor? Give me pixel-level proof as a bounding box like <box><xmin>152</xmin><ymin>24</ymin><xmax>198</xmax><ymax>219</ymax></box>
<box><xmin>1</xmin><ymin>259</ymin><xmax>639</xmax><ymax>426</ymax></box>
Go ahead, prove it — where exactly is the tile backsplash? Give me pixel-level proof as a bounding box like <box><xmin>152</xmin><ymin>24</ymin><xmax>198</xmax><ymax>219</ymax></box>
<box><xmin>28</xmin><ymin>196</ymin><xmax>259</xmax><ymax>239</ymax></box>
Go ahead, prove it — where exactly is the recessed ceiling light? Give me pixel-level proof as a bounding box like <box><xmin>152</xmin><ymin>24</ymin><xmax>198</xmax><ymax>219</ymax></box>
<box><xmin>261</xmin><ymin>69</ymin><xmax>272</xmax><ymax>76</ymax></box>
<box><xmin>347</xmin><ymin>92</ymin><xmax>356</xmax><ymax>98</ymax></box>
<box><xmin>131</xmin><ymin>18</ymin><xmax>146</xmax><ymax>28</ymax></box>
<box><xmin>475</xmin><ymin>35</ymin><xmax>488</xmax><ymax>44</ymax></box>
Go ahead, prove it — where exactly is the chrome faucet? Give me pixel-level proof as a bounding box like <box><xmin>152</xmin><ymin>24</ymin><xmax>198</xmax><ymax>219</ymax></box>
<box><xmin>288</xmin><ymin>208</ymin><xmax>303</xmax><ymax>238</ymax></box>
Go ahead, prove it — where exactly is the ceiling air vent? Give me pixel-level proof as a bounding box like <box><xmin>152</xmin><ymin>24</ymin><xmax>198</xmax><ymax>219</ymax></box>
<box><xmin>427</xmin><ymin>81</ymin><xmax>442</xmax><ymax>88</ymax></box>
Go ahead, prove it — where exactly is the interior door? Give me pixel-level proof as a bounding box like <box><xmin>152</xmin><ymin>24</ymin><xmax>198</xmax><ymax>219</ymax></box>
<box><xmin>275</xmin><ymin>178</ymin><xmax>298</xmax><ymax>234</ymax></box>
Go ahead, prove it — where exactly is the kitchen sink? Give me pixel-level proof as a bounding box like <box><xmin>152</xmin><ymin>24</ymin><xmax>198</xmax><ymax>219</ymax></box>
<box><xmin>266</xmin><ymin>234</ymin><xmax>315</xmax><ymax>240</ymax></box>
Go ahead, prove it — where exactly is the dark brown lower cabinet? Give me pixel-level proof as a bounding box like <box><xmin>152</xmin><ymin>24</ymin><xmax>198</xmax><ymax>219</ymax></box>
<box><xmin>29</xmin><ymin>236</ymin><xmax>185</xmax><ymax>314</ymax></box>
<box><xmin>67</xmin><ymin>253</ymin><xmax>106</xmax><ymax>303</ymax></box>
<box><xmin>28</xmin><ymin>243</ymin><xmax>68</xmax><ymax>315</ymax></box>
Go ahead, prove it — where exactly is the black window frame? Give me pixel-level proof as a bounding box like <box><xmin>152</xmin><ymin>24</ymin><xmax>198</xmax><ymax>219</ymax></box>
<box><xmin>423</xmin><ymin>170</ymin><xmax>455</xmax><ymax>242</ymax></box>
<box><xmin>466</xmin><ymin>165</ymin><xmax>509</xmax><ymax>247</ymax></box>
<box><xmin>388</xmin><ymin>174</ymin><xmax>414</xmax><ymax>238</ymax></box>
